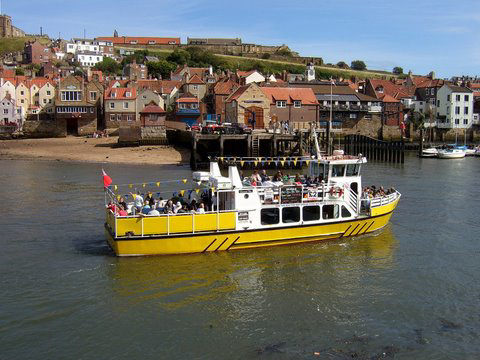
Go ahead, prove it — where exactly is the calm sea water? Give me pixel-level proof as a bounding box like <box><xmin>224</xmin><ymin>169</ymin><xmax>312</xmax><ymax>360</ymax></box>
<box><xmin>1</xmin><ymin>154</ymin><xmax>479</xmax><ymax>359</ymax></box>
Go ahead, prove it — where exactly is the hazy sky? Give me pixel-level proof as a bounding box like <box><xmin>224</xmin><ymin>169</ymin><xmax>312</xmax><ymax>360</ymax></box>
<box><xmin>5</xmin><ymin>0</ymin><xmax>480</xmax><ymax>77</ymax></box>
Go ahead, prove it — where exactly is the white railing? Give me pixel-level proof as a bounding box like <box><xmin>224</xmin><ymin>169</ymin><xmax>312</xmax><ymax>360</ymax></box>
<box><xmin>370</xmin><ymin>191</ymin><xmax>399</xmax><ymax>208</ymax></box>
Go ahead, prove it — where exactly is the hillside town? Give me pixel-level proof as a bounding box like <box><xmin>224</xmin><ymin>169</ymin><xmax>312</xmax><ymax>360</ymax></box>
<box><xmin>1</xmin><ymin>13</ymin><xmax>480</xmax><ymax>145</ymax></box>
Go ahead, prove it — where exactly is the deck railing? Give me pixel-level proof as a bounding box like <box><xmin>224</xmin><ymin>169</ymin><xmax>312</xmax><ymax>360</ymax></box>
<box><xmin>370</xmin><ymin>191</ymin><xmax>400</xmax><ymax>208</ymax></box>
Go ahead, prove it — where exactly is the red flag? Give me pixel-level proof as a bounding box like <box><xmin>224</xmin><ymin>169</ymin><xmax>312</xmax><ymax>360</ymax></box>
<box><xmin>102</xmin><ymin>169</ymin><xmax>112</xmax><ymax>188</ymax></box>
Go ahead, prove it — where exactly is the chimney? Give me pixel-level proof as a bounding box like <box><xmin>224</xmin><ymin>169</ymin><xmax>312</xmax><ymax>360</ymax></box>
<box><xmin>209</xmin><ymin>65</ymin><xmax>213</xmax><ymax>76</ymax></box>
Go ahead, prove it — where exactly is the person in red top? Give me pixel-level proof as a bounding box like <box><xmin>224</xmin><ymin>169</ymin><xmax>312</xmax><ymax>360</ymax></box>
<box><xmin>118</xmin><ymin>205</ymin><xmax>128</xmax><ymax>216</ymax></box>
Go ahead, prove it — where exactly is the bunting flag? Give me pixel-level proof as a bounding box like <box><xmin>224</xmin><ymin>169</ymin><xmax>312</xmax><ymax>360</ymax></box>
<box><xmin>114</xmin><ymin>185</ymin><xmax>118</xmax><ymax>191</ymax></box>
<box><xmin>306</xmin><ymin>160</ymin><xmax>310</xmax><ymax>166</ymax></box>
<box><xmin>293</xmin><ymin>159</ymin><xmax>297</xmax><ymax>166</ymax></box>
<box><xmin>156</xmin><ymin>182</ymin><xmax>160</xmax><ymax>187</ymax></box>
<box><xmin>219</xmin><ymin>157</ymin><xmax>224</xmax><ymax>163</ymax></box>
<box><xmin>254</xmin><ymin>161</ymin><xmax>258</xmax><ymax>167</ymax></box>
<box><xmin>128</xmin><ymin>184</ymin><xmax>133</xmax><ymax>189</ymax></box>
<box><xmin>211</xmin><ymin>187</ymin><xmax>215</xmax><ymax>192</ymax></box>
<box><xmin>142</xmin><ymin>183</ymin><xmax>146</xmax><ymax>188</ymax></box>
<box><xmin>280</xmin><ymin>160</ymin><xmax>285</xmax><ymax>166</ymax></box>
<box><xmin>240</xmin><ymin>160</ymin><xmax>245</xmax><ymax>167</ymax></box>
<box><xmin>182</xmin><ymin>179</ymin><xmax>188</xmax><ymax>184</ymax></box>
<box><xmin>274</xmin><ymin>160</ymin><xmax>278</xmax><ymax>166</ymax></box>
<box><xmin>117</xmin><ymin>195</ymin><xmax>121</xmax><ymax>201</ymax></box>
<box><xmin>102</xmin><ymin>169</ymin><xmax>112</xmax><ymax>188</ymax></box>
<box><xmin>179</xmin><ymin>190</ymin><xmax>185</xmax><ymax>197</ymax></box>
<box><xmin>195</xmin><ymin>189</ymin><xmax>200</xmax><ymax>194</ymax></box>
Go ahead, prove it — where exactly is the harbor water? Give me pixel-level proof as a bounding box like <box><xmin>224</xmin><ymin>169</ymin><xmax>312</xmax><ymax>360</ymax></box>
<box><xmin>1</xmin><ymin>154</ymin><xmax>479</xmax><ymax>359</ymax></box>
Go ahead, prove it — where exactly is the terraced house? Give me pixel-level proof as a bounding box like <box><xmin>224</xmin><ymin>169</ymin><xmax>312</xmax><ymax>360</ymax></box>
<box><xmin>54</xmin><ymin>75</ymin><xmax>103</xmax><ymax>135</ymax></box>
<box><xmin>104</xmin><ymin>87</ymin><xmax>137</xmax><ymax>131</ymax></box>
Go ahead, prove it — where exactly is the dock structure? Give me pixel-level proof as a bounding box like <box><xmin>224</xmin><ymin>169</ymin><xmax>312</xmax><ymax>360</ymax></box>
<box><xmin>344</xmin><ymin>134</ymin><xmax>405</xmax><ymax>164</ymax></box>
<box><xmin>190</xmin><ymin>131</ymin><xmax>313</xmax><ymax>170</ymax></box>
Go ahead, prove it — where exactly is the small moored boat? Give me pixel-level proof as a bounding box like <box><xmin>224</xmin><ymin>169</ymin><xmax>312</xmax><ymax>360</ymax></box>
<box><xmin>437</xmin><ymin>148</ymin><xmax>466</xmax><ymax>159</ymax></box>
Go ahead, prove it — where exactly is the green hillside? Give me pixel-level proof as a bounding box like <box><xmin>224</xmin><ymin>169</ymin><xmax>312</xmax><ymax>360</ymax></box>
<box><xmin>0</xmin><ymin>36</ymin><xmax>51</xmax><ymax>55</ymax></box>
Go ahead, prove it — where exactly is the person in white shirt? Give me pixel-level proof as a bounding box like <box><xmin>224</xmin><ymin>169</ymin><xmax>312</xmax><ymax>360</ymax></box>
<box><xmin>147</xmin><ymin>209</ymin><xmax>161</xmax><ymax>216</ymax></box>
<box><xmin>196</xmin><ymin>203</ymin><xmax>206</xmax><ymax>214</ymax></box>
<box><xmin>130</xmin><ymin>192</ymin><xmax>144</xmax><ymax>210</ymax></box>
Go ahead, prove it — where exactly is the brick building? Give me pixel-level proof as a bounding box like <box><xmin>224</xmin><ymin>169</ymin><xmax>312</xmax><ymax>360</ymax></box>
<box><xmin>23</xmin><ymin>40</ymin><xmax>52</xmax><ymax>65</ymax></box>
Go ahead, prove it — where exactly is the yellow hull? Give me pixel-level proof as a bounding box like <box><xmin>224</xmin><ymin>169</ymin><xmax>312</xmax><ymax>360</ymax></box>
<box><xmin>105</xmin><ymin>198</ymin><xmax>399</xmax><ymax>256</ymax></box>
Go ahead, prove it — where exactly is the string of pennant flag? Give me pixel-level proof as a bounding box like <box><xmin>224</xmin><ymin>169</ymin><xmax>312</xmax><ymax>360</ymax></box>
<box><xmin>109</xmin><ymin>178</ymin><xmax>191</xmax><ymax>192</ymax></box>
<box><xmin>112</xmin><ymin>188</ymin><xmax>215</xmax><ymax>202</ymax></box>
<box><xmin>216</xmin><ymin>156</ymin><xmax>313</xmax><ymax>167</ymax></box>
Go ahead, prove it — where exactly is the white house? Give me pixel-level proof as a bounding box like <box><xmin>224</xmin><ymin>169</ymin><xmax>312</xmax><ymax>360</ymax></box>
<box><xmin>237</xmin><ymin>70</ymin><xmax>265</xmax><ymax>85</ymax></box>
<box><xmin>66</xmin><ymin>38</ymin><xmax>100</xmax><ymax>55</ymax></box>
<box><xmin>75</xmin><ymin>52</ymin><xmax>104</xmax><ymax>67</ymax></box>
<box><xmin>0</xmin><ymin>96</ymin><xmax>23</xmax><ymax>128</ymax></box>
<box><xmin>0</xmin><ymin>79</ymin><xmax>16</xmax><ymax>102</ymax></box>
<box><xmin>436</xmin><ymin>84</ymin><xmax>473</xmax><ymax>129</ymax></box>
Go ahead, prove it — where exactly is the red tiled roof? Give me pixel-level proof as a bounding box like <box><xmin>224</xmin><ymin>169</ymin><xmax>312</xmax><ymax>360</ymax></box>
<box><xmin>380</xmin><ymin>94</ymin><xmax>400</xmax><ymax>103</ymax></box>
<box><xmin>105</xmin><ymin>87</ymin><xmax>137</xmax><ymax>100</ymax></box>
<box><xmin>236</xmin><ymin>70</ymin><xmax>257</xmax><ymax>78</ymax></box>
<box><xmin>213</xmin><ymin>79</ymin><xmax>239</xmax><ymax>95</ymax></box>
<box><xmin>226</xmin><ymin>85</ymin><xmax>250</xmax><ymax>101</ymax></box>
<box><xmin>137</xmin><ymin>79</ymin><xmax>182</xmax><ymax>94</ymax></box>
<box><xmin>415</xmin><ymin>78</ymin><xmax>444</xmax><ymax>88</ymax></box>
<box><xmin>140</xmin><ymin>104</ymin><xmax>165</xmax><ymax>113</ymax></box>
<box><xmin>187</xmin><ymin>74</ymin><xmax>205</xmax><ymax>85</ymax></box>
<box><xmin>260</xmin><ymin>87</ymin><xmax>318</xmax><ymax>105</ymax></box>
<box><xmin>369</xmin><ymin>79</ymin><xmax>412</xmax><ymax>100</ymax></box>
<box><xmin>0</xmin><ymin>68</ymin><xmax>15</xmax><ymax>78</ymax></box>
<box><xmin>106</xmin><ymin>79</ymin><xmax>129</xmax><ymax>89</ymax></box>
<box><xmin>97</xmin><ymin>36</ymin><xmax>180</xmax><ymax>45</ymax></box>
<box><xmin>30</xmin><ymin>78</ymin><xmax>54</xmax><ymax>88</ymax></box>
<box><xmin>176</xmin><ymin>97</ymin><xmax>198</xmax><ymax>103</ymax></box>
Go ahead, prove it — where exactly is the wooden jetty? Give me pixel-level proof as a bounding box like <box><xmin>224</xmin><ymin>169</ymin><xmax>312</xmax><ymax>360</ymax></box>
<box><xmin>344</xmin><ymin>134</ymin><xmax>405</xmax><ymax>164</ymax></box>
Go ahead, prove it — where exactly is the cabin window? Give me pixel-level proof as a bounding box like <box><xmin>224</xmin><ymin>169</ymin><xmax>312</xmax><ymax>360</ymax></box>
<box><xmin>341</xmin><ymin>206</ymin><xmax>352</xmax><ymax>218</ymax></box>
<box><xmin>261</xmin><ymin>208</ymin><xmax>280</xmax><ymax>225</ymax></box>
<box><xmin>331</xmin><ymin>164</ymin><xmax>345</xmax><ymax>177</ymax></box>
<box><xmin>346</xmin><ymin>164</ymin><xmax>360</xmax><ymax>176</ymax></box>
<box><xmin>282</xmin><ymin>207</ymin><xmax>300</xmax><ymax>223</ymax></box>
<box><xmin>218</xmin><ymin>191</ymin><xmax>235</xmax><ymax>211</ymax></box>
<box><xmin>322</xmin><ymin>204</ymin><xmax>339</xmax><ymax>219</ymax></box>
<box><xmin>303</xmin><ymin>205</ymin><xmax>320</xmax><ymax>222</ymax></box>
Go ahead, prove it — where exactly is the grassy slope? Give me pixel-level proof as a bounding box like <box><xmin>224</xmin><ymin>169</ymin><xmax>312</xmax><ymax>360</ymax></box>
<box><xmin>116</xmin><ymin>46</ymin><xmax>394</xmax><ymax>80</ymax></box>
<box><xmin>0</xmin><ymin>36</ymin><xmax>51</xmax><ymax>55</ymax></box>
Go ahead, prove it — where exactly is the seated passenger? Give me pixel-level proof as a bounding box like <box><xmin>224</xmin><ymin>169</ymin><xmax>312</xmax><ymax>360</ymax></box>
<box><xmin>294</xmin><ymin>174</ymin><xmax>302</xmax><ymax>184</ymax></box>
<box><xmin>141</xmin><ymin>204</ymin><xmax>151</xmax><ymax>215</ymax></box>
<box><xmin>173</xmin><ymin>201</ymin><xmax>182</xmax><ymax>213</ymax></box>
<box><xmin>157</xmin><ymin>197</ymin><xmax>166</xmax><ymax>209</ymax></box>
<box><xmin>147</xmin><ymin>208</ymin><xmax>160</xmax><ymax>216</ymax></box>
<box><xmin>250</xmin><ymin>170</ymin><xmax>262</xmax><ymax>184</ymax></box>
<box><xmin>131</xmin><ymin>191</ymin><xmax>144</xmax><ymax>210</ymax></box>
<box><xmin>177</xmin><ymin>204</ymin><xmax>188</xmax><ymax>214</ymax></box>
<box><xmin>196</xmin><ymin>203</ymin><xmax>206</xmax><ymax>214</ymax></box>
<box><xmin>164</xmin><ymin>200</ymin><xmax>174</xmax><ymax>214</ymax></box>
<box><xmin>260</xmin><ymin>170</ymin><xmax>270</xmax><ymax>182</ymax></box>
<box><xmin>118</xmin><ymin>205</ymin><xmax>128</xmax><ymax>217</ymax></box>
<box><xmin>189</xmin><ymin>199</ymin><xmax>198</xmax><ymax>211</ymax></box>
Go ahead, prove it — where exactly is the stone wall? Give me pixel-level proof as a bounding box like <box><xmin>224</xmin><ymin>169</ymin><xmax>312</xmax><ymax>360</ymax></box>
<box><xmin>141</xmin><ymin>125</ymin><xmax>166</xmax><ymax>139</ymax></box>
<box><xmin>22</xmin><ymin>119</ymin><xmax>65</xmax><ymax>137</ymax></box>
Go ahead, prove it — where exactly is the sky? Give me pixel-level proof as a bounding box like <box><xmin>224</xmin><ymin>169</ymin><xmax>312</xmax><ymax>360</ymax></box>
<box><xmin>4</xmin><ymin>0</ymin><xmax>480</xmax><ymax>78</ymax></box>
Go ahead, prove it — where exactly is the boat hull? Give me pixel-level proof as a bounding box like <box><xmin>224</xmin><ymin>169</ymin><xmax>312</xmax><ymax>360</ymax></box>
<box><xmin>437</xmin><ymin>152</ymin><xmax>465</xmax><ymax>159</ymax></box>
<box><xmin>105</xmin><ymin>199</ymin><xmax>399</xmax><ymax>256</ymax></box>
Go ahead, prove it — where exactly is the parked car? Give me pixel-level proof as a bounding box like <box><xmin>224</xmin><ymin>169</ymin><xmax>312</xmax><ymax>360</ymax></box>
<box><xmin>232</xmin><ymin>123</ymin><xmax>252</xmax><ymax>134</ymax></box>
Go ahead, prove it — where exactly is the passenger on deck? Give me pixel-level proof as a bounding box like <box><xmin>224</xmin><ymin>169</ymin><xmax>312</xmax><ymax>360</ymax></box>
<box><xmin>177</xmin><ymin>204</ymin><xmax>189</xmax><ymax>214</ymax></box>
<box><xmin>250</xmin><ymin>170</ymin><xmax>262</xmax><ymax>184</ymax></box>
<box><xmin>119</xmin><ymin>197</ymin><xmax>127</xmax><ymax>212</ymax></box>
<box><xmin>196</xmin><ymin>203</ymin><xmax>206</xmax><ymax>213</ymax></box>
<box><xmin>174</xmin><ymin>201</ymin><xmax>182</xmax><ymax>213</ymax></box>
<box><xmin>147</xmin><ymin>208</ymin><xmax>160</xmax><ymax>216</ymax></box>
<box><xmin>294</xmin><ymin>174</ymin><xmax>302</xmax><ymax>184</ymax></box>
<box><xmin>189</xmin><ymin>199</ymin><xmax>198</xmax><ymax>211</ymax></box>
<box><xmin>131</xmin><ymin>191</ymin><xmax>144</xmax><ymax>210</ymax></box>
<box><xmin>141</xmin><ymin>204</ymin><xmax>151</xmax><ymax>215</ymax></box>
<box><xmin>260</xmin><ymin>170</ymin><xmax>270</xmax><ymax>182</ymax></box>
<box><xmin>164</xmin><ymin>200</ymin><xmax>174</xmax><ymax>214</ymax></box>
<box><xmin>156</xmin><ymin>197</ymin><xmax>166</xmax><ymax>209</ymax></box>
<box><xmin>118</xmin><ymin>205</ymin><xmax>128</xmax><ymax>216</ymax></box>
<box><xmin>272</xmin><ymin>171</ymin><xmax>282</xmax><ymax>182</ymax></box>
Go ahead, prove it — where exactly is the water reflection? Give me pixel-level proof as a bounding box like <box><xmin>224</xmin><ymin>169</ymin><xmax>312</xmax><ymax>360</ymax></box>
<box><xmin>109</xmin><ymin>226</ymin><xmax>397</xmax><ymax>312</ymax></box>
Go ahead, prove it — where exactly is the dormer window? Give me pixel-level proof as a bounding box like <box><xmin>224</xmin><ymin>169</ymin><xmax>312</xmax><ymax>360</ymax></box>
<box><xmin>294</xmin><ymin>100</ymin><xmax>302</xmax><ymax>108</ymax></box>
<box><xmin>125</xmin><ymin>91</ymin><xmax>131</xmax><ymax>97</ymax></box>
<box><xmin>376</xmin><ymin>86</ymin><xmax>384</xmax><ymax>93</ymax></box>
<box><xmin>276</xmin><ymin>100</ymin><xmax>286</xmax><ymax>108</ymax></box>
<box><xmin>111</xmin><ymin>92</ymin><xmax>116</xmax><ymax>98</ymax></box>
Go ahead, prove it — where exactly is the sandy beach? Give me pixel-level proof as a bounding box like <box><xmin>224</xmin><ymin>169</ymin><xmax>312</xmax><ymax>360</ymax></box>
<box><xmin>0</xmin><ymin>137</ymin><xmax>190</xmax><ymax>165</ymax></box>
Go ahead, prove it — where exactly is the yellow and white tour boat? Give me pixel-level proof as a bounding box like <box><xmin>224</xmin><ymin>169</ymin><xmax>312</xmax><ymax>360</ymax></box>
<box><xmin>104</xmin><ymin>154</ymin><xmax>401</xmax><ymax>256</ymax></box>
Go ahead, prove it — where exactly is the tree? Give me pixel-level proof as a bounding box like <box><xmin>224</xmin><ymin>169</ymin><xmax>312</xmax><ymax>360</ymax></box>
<box><xmin>94</xmin><ymin>57</ymin><xmax>121</xmax><ymax>75</ymax></box>
<box><xmin>336</xmin><ymin>61</ymin><xmax>349</xmax><ymax>69</ymax></box>
<box><xmin>166</xmin><ymin>48</ymin><xmax>191</xmax><ymax>65</ymax></box>
<box><xmin>147</xmin><ymin>60</ymin><xmax>177</xmax><ymax>79</ymax></box>
<box><xmin>351</xmin><ymin>60</ymin><xmax>367</xmax><ymax>71</ymax></box>
<box><xmin>15</xmin><ymin>67</ymin><xmax>25</xmax><ymax>76</ymax></box>
<box><xmin>393</xmin><ymin>66</ymin><xmax>403</xmax><ymax>75</ymax></box>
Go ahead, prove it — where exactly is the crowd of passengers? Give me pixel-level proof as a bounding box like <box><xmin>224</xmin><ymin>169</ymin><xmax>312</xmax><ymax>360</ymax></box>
<box><xmin>242</xmin><ymin>170</ymin><xmax>324</xmax><ymax>187</ymax></box>
<box><xmin>107</xmin><ymin>191</ymin><xmax>212</xmax><ymax>217</ymax></box>
<box><xmin>362</xmin><ymin>186</ymin><xmax>396</xmax><ymax>199</ymax></box>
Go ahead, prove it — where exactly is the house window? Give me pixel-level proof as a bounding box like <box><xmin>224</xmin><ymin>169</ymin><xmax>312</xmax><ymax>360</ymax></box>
<box><xmin>455</xmin><ymin>119</ymin><xmax>459</xmax><ymax>124</ymax></box>
<box><xmin>464</xmin><ymin>107</ymin><xmax>469</xmax><ymax>114</ymax></box>
<box><xmin>192</xmin><ymin>85</ymin><xmax>198</xmax><ymax>90</ymax></box>
<box><xmin>261</xmin><ymin>208</ymin><xmax>280</xmax><ymax>225</ymax></box>
<box><xmin>465</xmin><ymin>95</ymin><xmax>469</xmax><ymax>101</ymax></box>
<box><xmin>431</xmin><ymin>88</ymin><xmax>435</xmax><ymax>95</ymax></box>
<box><xmin>127</xmin><ymin>115</ymin><xmax>134</xmax><ymax>122</ymax></box>
<box><xmin>437</xmin><ymin>100</ymin><xmax>440</xmax><ymax>107</ymax></box>
<box><xmin>47</xmin><ymin>91</ymin><xmax>51</xmax><ymax>96</ymax></box>
<box><xmin>61</xmin><ymin>91</ymin><xmax>82</xmax><ymax>101</ymax></box>
<box><xmin>43</xmin><ymin>99</ymin><xmax>47</xmax><ymax>104</ymax></box>
<box><xmin>456</xmin><ymin>95</ymin><xmax>460</xmax><ymax>101</ymax></box>
<box><xmin>179</xmin><ymin>103</ymin><xmax>186</xmax><ymax>109</ymax></box>
<box><xmin>90</xmin><ymin>91</ymin><xmax>97</xmax><ymax>101</ymax></box>
<box><xmin>463</xmin><ymin>119</ymin><xmax>468</xmax><ymax>125</ymax></box>
<box><xmin>90</xmin><ymin>108</ymin><xmax>94</xmax><ymax>113</ymax></box>
<box><xmin>455</xmin><ymin>106</ymin><xmax>460</xmax><ymax>115</ymax></box>
<box><xmin>116</xmin><ymin>114</ymin><xmax>122</xmax><ymax>121</ymax></box>
<box><xmin>123</xmin><ymin>102</ymin><xmax>129</xmax><ymax>109</ymax></box>
<box><xmin>447</xmin><ymin>95</ymin><xmax>450</xmax><ymax>101</ymax></box>
<box><xmin>148</xmin><ymin>40</ymin><xmax>156</xmax><ymax>45</ymax></box>
<box><xmin>110</xmin><ymin>103</ymin><xmax>115</xmax><ymax>109</ymax></box>
<box><xmin>191</xmin><ymin>103</ymin><xmax>198</xmax><ymax>109</ymax></box>
<box><xmin>125</xmin><ymin>92</ymin><xmax>131</xmax><ymax>97</ymax></box>
<box><xmin>293</xmin><ymin>100</ymin><xmax>302</xmax><ymax>108</ymax></box>
<box><xmin>446</xmin><ymin>107</ymin><xmax>450</xmax><ymax>114</ymax></box>
<box><xmin>149</xmin><ymin>114</ymin><xmax>158</xmax><ymax>121</ymax></box>
<box><xmin>3</xmin><ymin>109</ymin><xmax>8</xmax><ymax>114</ymax></box>
<box><xmin>276</xmin><ymin>100</ymin><xmax>286</xmax><ymax>108</ymax></box>
<box><xmin>349</xmin><ymin>113</ymin><xmax>357</xmax><ymax>119</ymax></box>
<box><xmin>110</xmin><ymin>114</ymin><xmax>115</xmax><ymax>121</ymax></box>
<box><xmin>20</xmin><ymin>91</ymin><xmax>24</xmax><ymax>95</ymax></box>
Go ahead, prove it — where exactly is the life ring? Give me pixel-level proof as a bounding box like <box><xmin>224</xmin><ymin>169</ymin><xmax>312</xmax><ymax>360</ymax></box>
<box><xmin>329</xmin><ymin>187</ymin><xmax>343</xmax><ymax>198</ymax></box>
<box><xmin>337</xmin><ymin>188</ymin><xmax>344</xmax><ymax>197</ymax></box>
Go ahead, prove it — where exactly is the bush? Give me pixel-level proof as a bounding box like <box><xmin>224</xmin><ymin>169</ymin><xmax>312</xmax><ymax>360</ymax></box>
<box><xmin>351</xmin><ymin>60</ymin><xmax>367</xmax><ymax>70</ymax></box>
<box><xmin>15</xmin><ymin>67</ymin><xmax>25</xmax><ymax>76</ymax></box>
<box><xmin>261</xmin><ymin>53</ymin><xmax>271</xmax><ymax>59</ymax></box>
<box><xmin>336</xmin><ymin>61</ymin><xmax>349</xmax><ymax>69</ymax></box>
<box><xmin>94</xmin><ymin>57</ymin><xmax>121</xmax><ymax>75</ymax></box>
<box><xmin>147</xmin><ymin>60</ymin><xmax>177</xmax><ymax>79</ymax></box>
